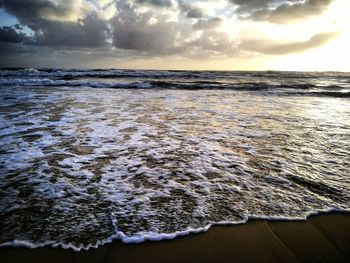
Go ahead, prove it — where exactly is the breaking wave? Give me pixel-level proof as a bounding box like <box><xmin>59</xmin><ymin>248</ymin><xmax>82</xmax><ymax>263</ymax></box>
<box><xmin>0</xmin><ymin>69</ymin><xmax>349</xmax><ymax>251</ymax></box>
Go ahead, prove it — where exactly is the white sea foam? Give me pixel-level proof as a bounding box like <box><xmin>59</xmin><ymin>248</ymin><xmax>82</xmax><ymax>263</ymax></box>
<box><xmin>0</xmin><ymin>71</ymin><xmax>350</xmax><ymax>250</ymax></box>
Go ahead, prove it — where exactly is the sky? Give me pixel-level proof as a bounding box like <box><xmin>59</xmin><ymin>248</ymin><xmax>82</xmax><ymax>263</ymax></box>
<box><xmin>0</xmin><ymin>0</ymin><xmax>349</xmax><ymax>71</ymax></box>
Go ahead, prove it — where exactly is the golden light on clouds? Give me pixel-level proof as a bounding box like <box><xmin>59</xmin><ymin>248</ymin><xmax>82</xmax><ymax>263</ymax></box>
<box><xmin>0</xmin><ymin>0</ymin><xmax>349</xmax><ymax>71</ymax></box>
<box><xmin>265</xmin><ymin>0</ymin><xmax>350</xmax><ymax>71</ymax></box>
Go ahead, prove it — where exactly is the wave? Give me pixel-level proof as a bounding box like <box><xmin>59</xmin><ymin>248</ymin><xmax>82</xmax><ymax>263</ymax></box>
<box><xmin>1</xmin><ymin>208</ymin><xmax>348</xmax><ymax>251</ymax></box>
<box><xmin>1</xmin><ymin>76</ymin><xmax>350</xmax><ymax>251</ymax></box>
<box><xmin>0</xmin><ymin>78</ymin><xmax>349</xmax><ymax>98</ymax></box>
<box><xmin>1</xmin><ymin>68</ymin><xmax>349</xmax><ymax>97</ymax></box>
<box><xmin>1</xmin><ymin>68</ymin><xmax>350</xmax><ymax>80</ymax></box>
<box><xmin>287</xmin><ymin>91</ymin><xmax>350</xmax><ymax>98</ymax></box>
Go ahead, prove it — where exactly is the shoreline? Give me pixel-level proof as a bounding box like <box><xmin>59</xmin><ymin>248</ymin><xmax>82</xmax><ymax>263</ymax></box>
<box><xmin>1</xmin><ymin>212</ymin><xmax>349</xmax><ymax>262</ymax></box>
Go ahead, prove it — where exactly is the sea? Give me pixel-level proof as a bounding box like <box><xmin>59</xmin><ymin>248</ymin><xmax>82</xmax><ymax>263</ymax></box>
<box><xmin>0</xmin><ymin>68</ymin><xmax>349</xmax><ymax>251</ymax></box>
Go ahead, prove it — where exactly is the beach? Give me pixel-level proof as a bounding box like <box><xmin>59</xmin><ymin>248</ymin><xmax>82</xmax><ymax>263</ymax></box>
<box><xmin>1</xmin><ymin>212</ymin><xmax>349</xmax><ymax>263</ymax></box>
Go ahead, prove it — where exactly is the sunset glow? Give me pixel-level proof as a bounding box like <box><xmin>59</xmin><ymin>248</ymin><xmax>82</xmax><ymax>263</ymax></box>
<box><xmin>0</xmin><ymin>0</ymin><xmax>349</xmax><ymax>71</ymax></box>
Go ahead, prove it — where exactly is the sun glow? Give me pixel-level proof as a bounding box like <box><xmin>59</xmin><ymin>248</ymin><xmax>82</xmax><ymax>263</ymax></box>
<box><xmin>267</xmin><ymin>0</ymin><xmax>350</xmax><ymax>71</ymax></box>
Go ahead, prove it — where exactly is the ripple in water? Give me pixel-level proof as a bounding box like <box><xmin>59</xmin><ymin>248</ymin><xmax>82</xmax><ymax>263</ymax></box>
<box><xmin>0</xmin><ymin>85</ymin><xmax>350</xmax><ymax>250</ymax></box>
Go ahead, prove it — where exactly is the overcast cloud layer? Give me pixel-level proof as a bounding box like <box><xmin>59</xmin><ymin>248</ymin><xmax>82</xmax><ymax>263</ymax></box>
<box><xmin>0</xmin><ymin>0</ymin><xmax>341</xmax><ymax>68</ymax></box>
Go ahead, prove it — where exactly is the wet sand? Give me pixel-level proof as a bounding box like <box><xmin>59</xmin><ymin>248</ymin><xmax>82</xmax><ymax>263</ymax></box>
<box><xmin>1</xmin><ymin>212</ymin><xmax>349</xmax><ymax>263</ymax></box>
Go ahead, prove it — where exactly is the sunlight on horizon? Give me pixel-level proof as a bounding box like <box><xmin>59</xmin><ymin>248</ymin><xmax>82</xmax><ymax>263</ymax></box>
<box><xmin>0</xmin><ymin>0</ymin><xmax>349</xmax><ymax>71</ymax></box>
<box><xmin>266</xmin><ymin>0</ymin><xmax>350</xmax><ymax>72</ymax></box>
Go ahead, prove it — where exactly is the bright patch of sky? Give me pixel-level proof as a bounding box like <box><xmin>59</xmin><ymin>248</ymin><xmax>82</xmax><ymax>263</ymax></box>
<box><xmin>0</xmin><ymin>9</ymin><xmax>17</xmax><ymax>27</ymax></box>
<box><xmin>0</xmin><ymin>8</ymin><xmax>34</xmax><ymax>36</ymax></box>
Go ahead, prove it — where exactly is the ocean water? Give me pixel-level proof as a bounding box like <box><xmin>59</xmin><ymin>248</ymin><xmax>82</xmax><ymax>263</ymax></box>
<box><xmin>0</xmin><ymin>68</ymin><xmax>349</xmax><ymax>250</ymax></box>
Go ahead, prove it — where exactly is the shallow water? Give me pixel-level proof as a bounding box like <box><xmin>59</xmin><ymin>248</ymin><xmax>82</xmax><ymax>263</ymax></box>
<box><xmin>0</xmin><ymin>69</ymin><xmax>350</xmax><ymax>250</ymax></box>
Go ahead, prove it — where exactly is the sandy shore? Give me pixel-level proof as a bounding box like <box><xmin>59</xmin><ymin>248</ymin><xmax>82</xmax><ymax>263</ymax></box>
<box><xmin>1</xmin><ymin>212</ymin><xmax>349</xmax><ymax>263</ymax></box>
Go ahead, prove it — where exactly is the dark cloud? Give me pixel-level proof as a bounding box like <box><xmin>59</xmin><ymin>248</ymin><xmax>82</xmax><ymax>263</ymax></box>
<box><xmin>14</xmin><ymin>24</ymin><xmax>23</xmax><ymax>30</ymax></box>
<box><xmin>186</xmin><ymin>30</ymin><xmax>238</xmax><ymax>55</ymax></box>
<box><xmin>0</xmin><ymin>0</ymin><xmax>110</xmax><ymax>47</ymax></box>
<box><xmin>245</xmin><ymin>0</ymin><xmax>334</xmax><ymax>24</ymax></box>
<box><xmin>193</xmin><ymin>17</ymin><xmax>223</xmax><ymax>31</ymax></box>
<box><xmin>229</xmin><ymin>0</ymin><xmax>334</xmax><ymax>24</ymax></box>
<box><xmin>0</xmin><ymin>0</ymin><xmax>235</xmax><ymax>57</ymax></box>
<box><xmin>0</xmin><ymin>41</ymin><xmax>111</xmax><ymax>67</ymax></box>
<box><xmin>242</xmin><ymin>31</ymin><xmax>339</xmax><ymax>55</ymax></box>
<box><xmin>112</xmin><ymin>20</ymin><xmax>179</xmax><ymax>54</ymax></box>
<box><xmin>135</xmin><ymin>0</ymin><xmax>173</xmax><ymax>7</ymax></box>
<box><xmin>0</xmin><ymin>0</ymin><xmax>81</xmax><ymax>29</ymax></box>
<box><xmin>229</xmin><ymin>0</ymin><xmax>280</xmax><ymax>13</ymax></box>
<box><xmin>110</xmin><ymin>2</ymin><xmax>238</xmax><ymax>58</ymax></box>
<box><xmin>186</xmin><ymin>7</ymin><xmax>204</xmax><ymax>18</ymax></box>
<box><xmin>0</xmin><ymin>26</ymin><xmax>29</xmax><ymax>43</ymax></box>
<box><xmin>0</xmin><ymin>0</ymin><xmax>341</xmax><ymax>67</ymax></box>
<box><xmin>33</xmin><ymin>15</ymin><xmax>110</xmax><ymax>47</ymax></box>
<box><xmin>178</xmin><ymin>1</ymin><xmax>205</xmax><ymax>18</ymax></box>
<box><xmin>111</xmin><ymin>2</ymin><xmax>184</xmax><ymax>54</ymax></box>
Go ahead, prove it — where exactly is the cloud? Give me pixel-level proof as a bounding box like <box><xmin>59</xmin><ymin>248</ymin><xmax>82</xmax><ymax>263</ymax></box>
<box><xmin>242</xmin><ymin>31</ymin><xmax>339</xmax><ymax>55</ymax></box>
<box><xmin>229</xmin><ymin>0</ymin><xmax>281</xmax><ymax>13</ymax></box>
<box><xmin>186</xmin><ymin>8</ymin><xmax>204</xmax><ymax>18</ymax></box>
<box><xmin>34</xmin><ymin>15</ymin><xmax>110</xmax><ymax>47</ymax></box>
<box><xmin>110</xmin><ymin>2</ymin><xmax>237</xmax><ymax>57</ymax></box>
<box><xmin>0</xmin><ymin>0</ymin><xmax>110</xmax><ymax>47</ymax></box>
<box><xmin>178</xmin><ymin>1</ymin><xmax>205</xmax><ymax>18</ymax></box>
<box><xmin>110</xmin><ymin>2</ymin><xmax>183</xmax><ymax>54</ymax></box>
<box><xmin>186</xmin><ymin>30</ymin><xmax>238</xmax><ymax>56</ymax></box>
<box><xmin>0</xmin><ymin>26</ymin><xmax>29</xmax><ymax>43</ymax></box>
<box><xmin>193</xmin><ymin>17</ymin><xmax>223</xmax><ymax>30</ymax></box>
<box><xmin>0</xmin><ymin>0</ymin><xmax>89</xmax><ymax>26</ymax></box>
<box><xmin>245</xmin><ymin>0</ymin><xmax>335</xmax><ymax>24</ymax></box>
<box><xmin>135</xmin><ymin>0</ymin><xmax>173</xmax><ymax>7</ymax></box>
<box><xmin>0</xmin><ymin>0</ymin><xmax>343</xmax><ymax>68</ymax></box>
